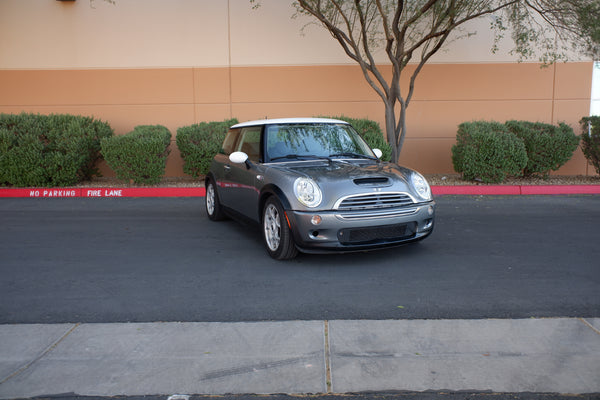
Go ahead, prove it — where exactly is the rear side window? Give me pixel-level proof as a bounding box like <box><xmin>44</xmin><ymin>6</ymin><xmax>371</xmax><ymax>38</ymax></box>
<box><xmin>221</xmin><ymin>129</ymin><xmax>240</xmax><ymax>155</ymax></box>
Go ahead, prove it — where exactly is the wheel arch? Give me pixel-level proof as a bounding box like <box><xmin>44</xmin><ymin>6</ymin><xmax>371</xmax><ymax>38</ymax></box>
<box><xmin>205</xmin><ymin>172</ymin><xmax>216</xmax><ymax>186</ymax></box>
<box><xmin>259</xmin><ymin>184</ymin><xmax>292</xmax><ymax>223</ymax></box>
<box><xmin>205</xmin><ymin>172</ymin><xmax>221</xmax><ymax>195</ymax></box>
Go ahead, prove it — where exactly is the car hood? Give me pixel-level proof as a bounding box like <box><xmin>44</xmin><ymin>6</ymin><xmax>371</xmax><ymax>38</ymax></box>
<box><xmin>266</xmin><ymin>160</ymin><xmax>419</xmax><ymax>209</ymax></box>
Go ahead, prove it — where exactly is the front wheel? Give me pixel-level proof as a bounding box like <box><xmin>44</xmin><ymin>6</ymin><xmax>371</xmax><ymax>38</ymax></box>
<box><xmin>262</xmin><ymin>197</ymin><xmax>298</xmax><ymax>260</ymax></box>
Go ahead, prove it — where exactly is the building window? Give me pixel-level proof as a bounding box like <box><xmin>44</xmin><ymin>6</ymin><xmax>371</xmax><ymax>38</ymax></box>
<box><xmin>592</xmin><ymin>62</ymin><xmax>600</xmax><ymax>116</ymax></box>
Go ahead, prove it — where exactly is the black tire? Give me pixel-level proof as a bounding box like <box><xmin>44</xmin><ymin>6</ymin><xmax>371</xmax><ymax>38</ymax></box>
<box><xmin>205</xmin><ymin>178</ymin><xmax>225</xmax><ymax>221</ymax></box>
<box><xmin>262</xmin><ymin>197</ymin><xmax>298</xmax><ymax>260</ymax></box>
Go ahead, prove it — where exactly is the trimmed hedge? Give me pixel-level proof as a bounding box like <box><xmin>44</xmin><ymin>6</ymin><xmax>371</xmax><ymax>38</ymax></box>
<box><xmin>176</xmin><ymin>119</ymin><xmax>238</xmax><ymax>177</ymax></box>
<box><xmin>101</xmin><ymin>125</ymin><xmax>171</xmax><ymax>185</ymax></box>
<box><xmin>323</xmin><ymin>115</ymin><xmax>393</xmax><ymax>162</ymax></box>
<box><xmin>581</xmin><ymin>116</ymin><xmax>600</xmax><ymax>175</ymax></box>
<box><xmin>452</xmin><ymin>121</ymin><xmax>528</xmax><ymax>183</ymax></box>
<box><xmin>505</xmin><ymin>120</ymin><xmax>579</xmax><ymax>177</ymax></box>
<box><xmin>453</xmin><ymin>120</ymin><xmax>581</xmax><ymax>183</ymax></box>
<box><xmin>0</xmin><ymin>113</ymin><xmax>113</xmax><ymax>187</ymax></box>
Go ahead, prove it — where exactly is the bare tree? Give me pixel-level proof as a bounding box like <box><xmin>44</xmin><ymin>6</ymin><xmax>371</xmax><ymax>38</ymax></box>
<box><xmin>254</xmin><ymin>0</ymin><xmax>600</xmax><ymax>162</ymax></box>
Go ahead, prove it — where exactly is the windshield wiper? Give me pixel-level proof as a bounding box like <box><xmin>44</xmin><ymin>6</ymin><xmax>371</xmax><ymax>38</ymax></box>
<box><xmin>270</xmin><ymin>154</ymin><xmax>332</xmax><ymax>163</ymax></box>
<box><xmin>329</xmin><ymin>152</ymin><xmax>379</xmax><ymax>161</ymax></box>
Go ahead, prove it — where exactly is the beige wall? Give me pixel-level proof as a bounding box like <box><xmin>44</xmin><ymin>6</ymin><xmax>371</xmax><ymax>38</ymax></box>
<box><xmin>0</xmin><ymin>0</ymin><xmax>540</xmax><ymax>69</ymax></box>
<box><xmin>0</xmin><ymin>0</ymin><xmax>230</xmax><ymax>68</ymax></box>
<box><xmin>0</xmin><ymin>0</ymin><xmax>595</xmax><ymax>176</ymax></box>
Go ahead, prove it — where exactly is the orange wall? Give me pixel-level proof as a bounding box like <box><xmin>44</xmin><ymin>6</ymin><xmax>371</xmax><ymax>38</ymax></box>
<box><xmin>0</xmin><ymin>62</ymin><xmax>594</xmax><ymax>176</ymax></box>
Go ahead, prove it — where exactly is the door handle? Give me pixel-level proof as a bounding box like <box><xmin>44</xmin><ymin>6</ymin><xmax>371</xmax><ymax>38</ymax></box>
<box><xmin>224</xmin><ymin>165</ymin><xmax>231</xmax><ymax>172</ymax></box>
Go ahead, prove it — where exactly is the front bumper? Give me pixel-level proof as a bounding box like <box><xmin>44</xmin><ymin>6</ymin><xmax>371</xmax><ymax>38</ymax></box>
<box><xmin>286</xmin><ymin>201</ymin><xmax>435</xmax><ymax>253</ymax></box>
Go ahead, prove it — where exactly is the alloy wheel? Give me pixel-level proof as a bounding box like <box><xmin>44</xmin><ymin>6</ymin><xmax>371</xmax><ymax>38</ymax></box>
<box><xmin>263</xmin><ymin>203</ymin><xmax>281</xmax><ymax>252</ymax></box>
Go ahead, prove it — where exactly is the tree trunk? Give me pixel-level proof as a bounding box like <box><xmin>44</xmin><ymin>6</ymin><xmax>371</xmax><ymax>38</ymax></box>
<box><xmin>396</xmin><ymin>101</ymin><xmax>408</xmax><ymax>163</ymax></box>
<box><xmin>384</xmin><ymin>98</ymin><xmax>408</xmax><ymax>164</ymax></box>
<box><xmin>384</xmin><ymin>101</ymin><xmax>399</xmax><ymax>163</ymax></box>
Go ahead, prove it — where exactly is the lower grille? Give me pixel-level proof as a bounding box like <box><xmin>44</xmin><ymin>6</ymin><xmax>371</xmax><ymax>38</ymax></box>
<box><xmin>338</xmin><ymin>222</ymin><xmax>417</xmax><ymax>245</ymax></box>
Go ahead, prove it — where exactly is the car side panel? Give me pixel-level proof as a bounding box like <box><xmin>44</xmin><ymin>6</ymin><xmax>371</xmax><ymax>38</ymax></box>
<box><xmin>226</xmin><ymin>161</ymin><xmax>261</xmax><ymax>221</ymax></box>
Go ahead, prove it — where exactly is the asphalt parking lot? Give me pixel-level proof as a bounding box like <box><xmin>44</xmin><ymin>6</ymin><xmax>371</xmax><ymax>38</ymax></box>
<box><xmin>0</xmin><ymin>195</ymin><xmax>599</xmax><ymax>399</ymax></box>
<box><xmin>0</xmin><ymin>195</ymin><xmax>598</xmax><ymax>323</ymax></box>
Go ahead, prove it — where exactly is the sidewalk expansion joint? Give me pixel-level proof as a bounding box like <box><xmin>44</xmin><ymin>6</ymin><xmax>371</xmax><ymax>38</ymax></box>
<box><xmin>0</xmin><ymin>322</ymin><xmax>80</xmax><ymax>385</ymax></box>
<box><xmin>324</xmin><ymin>320</ymin><xmax>332</xmax><ymax>393</ymax></box>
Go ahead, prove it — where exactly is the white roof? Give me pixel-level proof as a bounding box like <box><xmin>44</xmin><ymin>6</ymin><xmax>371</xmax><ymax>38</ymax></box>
<box><xmin>231</xmin><ymin>117</ymin><xmax>349</xmax><ymax>129</ymax></box>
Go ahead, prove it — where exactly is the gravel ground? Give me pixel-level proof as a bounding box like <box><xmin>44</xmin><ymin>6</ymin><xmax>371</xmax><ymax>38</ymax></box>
<box><xmin>77</xmin><ymin>176</ymin><xmax>205</xmax><ymax>188</ymax></box>
<box><xmin>75</xmin><ymin>173</ymin><xmax>600</xmax><ymax>188</ymax></box>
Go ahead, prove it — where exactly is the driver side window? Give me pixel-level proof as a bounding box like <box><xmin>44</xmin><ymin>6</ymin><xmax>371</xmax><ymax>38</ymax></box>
<box><xmin>236</xmin><ymin>127</ymin><xmax>262</xmax><ymax>162</ymax></box>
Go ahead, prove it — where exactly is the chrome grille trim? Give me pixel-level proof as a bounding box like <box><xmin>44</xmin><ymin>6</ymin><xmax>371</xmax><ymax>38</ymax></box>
<box><xmin>334</xmin><ymin>192</ymin><xmax>416</xmax><ymax>210</ymax></box>
<box><xmin>335</xmin><ymin>207</ymin><xmax>420</xmax><ymax>220</ymax></box>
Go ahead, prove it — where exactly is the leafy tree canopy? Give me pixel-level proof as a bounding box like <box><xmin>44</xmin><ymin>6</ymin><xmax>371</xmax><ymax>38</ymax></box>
<box><xmin>253</xmin><ymin>0</ymin><xmax>600</xmax><ymax>162</ymax></box>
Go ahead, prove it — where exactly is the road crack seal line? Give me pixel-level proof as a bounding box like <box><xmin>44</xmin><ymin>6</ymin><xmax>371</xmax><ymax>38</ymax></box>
<box><xmin>579</xmin><ymin>318</ymin><xmax>600</xmax><ymax>336</ymax></box>
<box><xmin>0</xmin><ymin>323</ymin><xmax>80</xmax><ymax>385</ymax></box>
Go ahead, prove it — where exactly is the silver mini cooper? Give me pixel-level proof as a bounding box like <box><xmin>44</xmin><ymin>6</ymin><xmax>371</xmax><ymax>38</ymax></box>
<box><xmin>206</xmin><ymin>118</ymin><xmax>435</xmax><ymax>260</ymax></box>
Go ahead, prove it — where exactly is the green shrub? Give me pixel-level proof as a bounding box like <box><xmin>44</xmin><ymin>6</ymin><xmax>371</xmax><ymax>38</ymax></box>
<box><xmin>0</xmin><ymin>113</ymin><xmax>113</xmax><ymax>187</ymax></box>
<box><xmin>505</xmin><ymin>120</ymin><xmax>579</xmax><ymax>178</ymax></box>
<box><xmin>324</xmin><ymin>115</ymin><xmax>393</xmax><ymax>162</ymax></box>
<box><xmin>452</xmin><ymin>121</ymin><xmax>528</xmax><ymax>183</ymax></box>
<box><xmin>176</xmin><ymin>119</ymin><xmax>238</xmax><ymax>177</ymax></box>
<box><xmin>101</xmin><ymin>125</ymin><xmax>171</xmax><ymax>185</ymax></box>
<box><xmin>580</xmin><ymin>116</ymin><xmax>600</xmax><ymax>175</ymax></box>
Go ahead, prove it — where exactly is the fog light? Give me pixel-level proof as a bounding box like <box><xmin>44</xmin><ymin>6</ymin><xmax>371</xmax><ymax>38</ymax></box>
<box><xmin>423</xmin><ymin>218</ymin><xmax>433</xmax><ymax>230</ymax></box>
<box><xmin>311</xmin><ymin>215</ymin><xmax>322</xmax><ymax>225</ymax></box>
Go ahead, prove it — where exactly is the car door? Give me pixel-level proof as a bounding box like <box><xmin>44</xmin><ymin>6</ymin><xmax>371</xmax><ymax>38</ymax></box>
<box><xmin>221</xmin><ymin>126</ymin><xmax>263</xmax><ymax>221</ymax></box>
<box><xmin>212</xmin><ymin>128</ymin><xmax>239</xmax><ymax>208</ymax></box>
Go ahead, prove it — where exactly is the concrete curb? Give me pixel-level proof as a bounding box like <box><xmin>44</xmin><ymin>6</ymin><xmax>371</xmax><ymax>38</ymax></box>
<box><xmin>0</xmin><ymin>187</ymin><xmax>206</xmax><ymax>198</ymax></box>
<box><xmin>0</xmin><ymin>185</ymin><xmax>599</xmax><ymax>198</ymax></box>
<box><xmin>432</xmin><ymin>184</ymin><xmax>600</xmax><ymax>196</ymax></box>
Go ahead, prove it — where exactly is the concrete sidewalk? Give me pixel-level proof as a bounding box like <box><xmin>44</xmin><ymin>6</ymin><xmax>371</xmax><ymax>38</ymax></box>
<box><xmin>1</xmin><ymin>319</ymin><xmax>599</xmax><ymax>398</ymax></box>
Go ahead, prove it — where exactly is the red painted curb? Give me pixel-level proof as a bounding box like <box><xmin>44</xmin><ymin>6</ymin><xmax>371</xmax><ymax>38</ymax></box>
<box><xmin>0</xmin><ymin>187</ymin><xmax>206</xmax><ymax>198</ymax></box>
<box><xmin>1</xmin><ymin>185</ymin><xmax>599</xmax><ymax>198</ymax></box>
<box><xmin>80</xmin><ymin>187</ymin><xmax>206</xmax><ymax>198</ymax></box>
<box><xmin>519</xmin><ymin>185</ymin><xmax>600</xmax><ymax>195</ymax></box>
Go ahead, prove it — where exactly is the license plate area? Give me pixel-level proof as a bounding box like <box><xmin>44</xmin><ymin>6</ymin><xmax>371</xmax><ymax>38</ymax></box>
<box><xmin>337</xmin><ymin>222</ymin><xmax>417</xmax><ymax>245</ymax></box>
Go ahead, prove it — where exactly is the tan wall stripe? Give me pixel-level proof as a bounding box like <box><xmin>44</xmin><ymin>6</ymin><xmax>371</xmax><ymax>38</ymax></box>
<box><xmin>0</xmin><ymin>62</ymin><xmax>593</xmax><ymax>176</ymax></box>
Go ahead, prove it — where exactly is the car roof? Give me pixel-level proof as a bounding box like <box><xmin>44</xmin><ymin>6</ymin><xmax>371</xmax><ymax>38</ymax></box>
<box><xmin>231</xmin><ymin>117</ymin><xmax>349</xmax><ymax>129</ymax></box>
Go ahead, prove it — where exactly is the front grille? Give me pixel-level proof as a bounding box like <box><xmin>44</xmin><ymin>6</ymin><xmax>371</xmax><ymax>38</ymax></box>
<box><xmin>338</xmin><ymin>222</ymin><xmax>417</xmax><ymax>245</ymax></box>
<box><xmin>335</xmin><ymin>192</ymin><xmax>414</xmax><ymax>211</ymax></box>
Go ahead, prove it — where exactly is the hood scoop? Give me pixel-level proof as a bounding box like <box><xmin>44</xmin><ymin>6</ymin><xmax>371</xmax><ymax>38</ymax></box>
<box><xmin>353</xmin><ymin>177</ymin><xmax>390</xmax><ymax>186</ymax></box>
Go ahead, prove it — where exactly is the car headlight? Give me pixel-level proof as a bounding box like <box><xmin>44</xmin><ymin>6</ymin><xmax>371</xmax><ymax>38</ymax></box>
<box><xmin>294</xmin><ymin>177</ymin><xmax>322</xmax><ymax>207</ymax></box>
<box><xmin>411</xmin><ymin>172</ymin><xmax>432</xmax><ymax>201</ymax></box>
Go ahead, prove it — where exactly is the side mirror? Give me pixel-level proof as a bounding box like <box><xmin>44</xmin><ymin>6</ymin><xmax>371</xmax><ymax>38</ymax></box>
<box><xmin>229</xmin><ymin>151</ymin><xmax>249</xmax><ymax>164</ymax></box>
<box><xmin>373</xmin><ymin>149</ymin><xmax>383</xmax><ymax>159</ymax></box>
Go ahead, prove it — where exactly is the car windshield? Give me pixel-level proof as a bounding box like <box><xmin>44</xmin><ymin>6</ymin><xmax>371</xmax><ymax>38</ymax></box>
<box><xmin>265</xmin><ymin>123</ymin><xmax>376</xmax><ymax>162</ymax></box>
